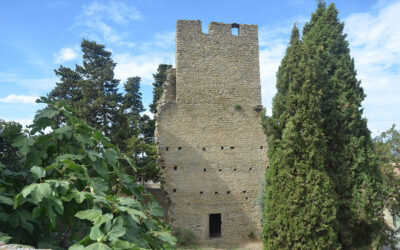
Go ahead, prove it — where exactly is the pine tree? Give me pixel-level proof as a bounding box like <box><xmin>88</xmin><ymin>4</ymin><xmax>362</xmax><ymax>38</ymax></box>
<box><xmin>149</xmin><ymin>64</ymin><xmax>172</xmax><ymax>114</ymax></box>
<box><xmin>263</xmin><ymin>26</ymin><xmax>338</xmax><ymax>249</ymax></box>
<box><xmin>76</xmin><ymin>39</ymin><xmax>122</xmax><ymax>138</ymax></box>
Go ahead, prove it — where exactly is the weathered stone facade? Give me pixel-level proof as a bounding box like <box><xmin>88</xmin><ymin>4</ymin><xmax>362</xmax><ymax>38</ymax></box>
<box><xmin>155</xmin><ymin>20</ymin><xmax>268</xmax><ymax>242</ymax></box>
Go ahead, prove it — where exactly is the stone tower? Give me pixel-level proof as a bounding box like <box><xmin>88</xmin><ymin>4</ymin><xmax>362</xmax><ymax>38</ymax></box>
<box><xmin>155</xmin><ymin>20</ymin><xmax>268</xmax><ymax>242</ymax></box>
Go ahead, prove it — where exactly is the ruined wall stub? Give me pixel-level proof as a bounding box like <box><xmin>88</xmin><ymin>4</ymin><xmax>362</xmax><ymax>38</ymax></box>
<box><xmin>155</xmin><ymin>20</ymin><xmax>268</xmax><ymax>242</ymax></box>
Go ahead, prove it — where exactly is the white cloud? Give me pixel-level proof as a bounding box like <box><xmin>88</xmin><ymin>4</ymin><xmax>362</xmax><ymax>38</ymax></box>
<box><xmin>114</xmin><ymin>52</ymin><xmax>174</xmax><ymax>85</ymax></box>
<box><xmin>345</xmin><ymin>0</ymin><xmax>400</xmax><ymax>135</ymax></box>
<box><xmin>0</xmin><ymin>73</ymin><xmax>56</xmax><ymax>90</ymax></box>
<box><xmin>114</xmin><ymin>31</ymin><xmax>175</xmax><ymax>85</ymax></box>
<box><xmin>55</xmin><ymin>47</ymin><xmax>78</xmax><ymax>63</ymax></box>
<box><xmin>0</xmin><ymin>94</ymin><xmax>39</xmax><ymax>104</ymax></box>
<box><xmin>74</xmin><ymin>1</ymin><xmax>141</xmax><ymax>44</ymax></box>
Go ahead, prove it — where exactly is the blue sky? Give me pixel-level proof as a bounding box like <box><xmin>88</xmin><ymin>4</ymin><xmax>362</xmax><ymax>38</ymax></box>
<box><xmin>0</xmin><ymin>0</ymin><xmax>399</xmax><ymax>136</ymax></box>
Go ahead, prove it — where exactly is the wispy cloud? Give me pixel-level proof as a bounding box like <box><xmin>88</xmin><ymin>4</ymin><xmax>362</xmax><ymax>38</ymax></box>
<box><xmin>74</xmin><ymin>1</ymin><xmax>141</xmax><ymax>44</ymax></box>
<box><xmin>0</xmin><ymin>72</ymin><xmax>56</xmax><ymax>91</ymax></box>
<box><xmin>114</xmin><ymin>31</ymin><xmax>175</xmax><ymax>85</ymax></box>
<box><xmin>0</xmin><ymin>94</ymin><xmax>39</xmax><ymax>104</ymax></box>
<box><xmin>55</xmin><ymin>47</ymin><xmax>79</xmax><ymax>63</ymax></box>
<box><xmin>344</xmin><ymin>1</ymin><xmax>400</xmax><ymax>134</ymax></box>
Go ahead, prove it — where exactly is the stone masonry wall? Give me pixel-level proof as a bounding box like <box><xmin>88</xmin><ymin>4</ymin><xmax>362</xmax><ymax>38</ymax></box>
<box><xmin>155</xmin><ymin>20</ymin><xmax>268</xmax><ymax>242</ymax></box>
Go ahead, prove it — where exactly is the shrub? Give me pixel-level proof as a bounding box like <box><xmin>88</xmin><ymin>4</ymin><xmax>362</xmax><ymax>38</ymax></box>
<box><xmin>0</xmin><ymin>98</ymin><xmax>176</xmax><ymax>249</ymax></box>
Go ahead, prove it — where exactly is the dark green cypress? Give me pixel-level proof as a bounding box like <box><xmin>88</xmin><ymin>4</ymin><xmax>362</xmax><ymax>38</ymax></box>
<box><xmin>302</xmin><ymin>3</ymin><xmax>387</xmax><ymax>248</ymax></box>
<box><xmin>264</xmin><ymin>2</ymin><xmax>390</xmax><ymax>248</ymax></box>
<box><xmin>263</xmin><ymin>26</ymin><xmax>339</xmax><ymax>249</ymax></box>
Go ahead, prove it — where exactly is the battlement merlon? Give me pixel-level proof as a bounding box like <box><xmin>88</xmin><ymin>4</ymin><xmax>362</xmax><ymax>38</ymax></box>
<box><xmin>176</xmin><ymin>20</ymin><xmax>258</xmax><ymax>38</ymax></box>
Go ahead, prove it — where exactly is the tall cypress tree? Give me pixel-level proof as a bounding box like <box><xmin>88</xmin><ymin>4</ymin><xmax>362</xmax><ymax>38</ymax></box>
<box><xmin>264</xmin><ymin>2</ymin><xmax>390</xmax><ymax>248</ymax></box>
<box><xmin>302</xmin><ymin>3</ymin><xmax>388</xmax><ymax>248</ymax></box>
<box><xmin>263</xmin><ymin>26</ymin><xmax>338</xmax><ymax>249</ymax></box>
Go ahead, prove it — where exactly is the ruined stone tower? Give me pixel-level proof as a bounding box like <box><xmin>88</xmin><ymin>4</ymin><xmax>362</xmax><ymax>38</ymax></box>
<box><xmin>155</xmin><ymin>20</ymin><xmax>268</xmax><ymax>242</ymax></box>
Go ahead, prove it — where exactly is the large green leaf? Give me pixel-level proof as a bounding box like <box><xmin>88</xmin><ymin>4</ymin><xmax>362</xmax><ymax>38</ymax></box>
<box><xmin>75</xmin><ymin>209</ymin><xmax>103</xmax><ymax>221</ymax></box>
<box><xmin>0</xmin><ymin>195</ymin><xmax>13</xmax><ymax>205</ymax></box>
<box><xmin>89</xmin><ymin>226</ymin><xmax>104</xmax><ymax>241</ymax></box>
<box><xmin>21</xmin><ymin>183</ymin><xmax>52</xmax><ymax>204</ymax></box>
<box><xmin>147</xmin><ymin>201</ymin><xmax>164</xmax><ymax>217</ymax></box>
<box><xmin>30</xmin><ymin>166</ymin><xmax>46</xmax><ymax>180</ymax></box>
<box><xmin>0</xmin><ymin>231</ymin><xmax>12</xmax><ymax>243</ymax></box>
<box><xmin>54</xmin><ymin>125</ymin><xmax>73</xmax><ymax>140</ymax></box>
<box><xmin>12</xmin><ymin>135</ymin><xmax>35</xmax><ymax>155</ymax></box>
<box><xmin>84</xmin><ymin>243</ymin><xmax>110</xmax><ymax>250</ymax></box>
<box><xmin>107</xmin><ymin>217</ymin><xmax>126</xmax><ymax>242</ymax></box>
<box><xmin>103</xmin><ymin>149</ymin><xmax>118</xmax><ymax>167</ymax></box>
<box><xmin>110</xmin><ymin>240</ymin><xmax>138</xmax><ymax>250</ymax></box>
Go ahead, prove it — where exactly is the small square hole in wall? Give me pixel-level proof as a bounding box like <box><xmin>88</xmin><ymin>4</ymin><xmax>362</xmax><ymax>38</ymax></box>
<box><xmin>203</xmin><ymin>147</ymin><xmax>206</xmax><ymax>151</ymax></box>
<box><xmin>215</xmin><ymin>191</ymin><xmax>218</xmax><ymax>194</ymax></box>
<box><xmin>162</xmin><ymin>166</ymin><xmax>165</xmax><ymax>170</ymax></box>
<box><xmin>230</xmin><ymin>146</ymin><xmax>235</xmax><ymax>150</ymax></box>
<box><xmin>173</xmin><ymin>189</ymin><xmax>176</xmax><ymax>193</ymax></box>
<box><xmin>231</xmin><ymin>23</ymin><xmax>239</xmax><ymax>36</ymax></box>
<box><xmin>174</xmin><ymin>166</ymin><xmax>177</xmax><ymax>170</ymax></box>
<box><xmin>219</xmin><ymin>169</ymin><xmax>222</xmax><ymax>172</ymax></box>
<box><xmin>203</xmin><ymin>168</ymin><xmax>207</xmax><ymax>172</ymax></box>
<box><xmin>249</xmin><ymin>167</ymin><xmax>252</xmax><ymax>171</ymax></box>
<box><xmin>243</xmin><ymin>190</ymin><xmax>247</xmax><ymax>194</ymax></box>
<box><xmin>166</xmin><ymin>147</ymin><xmax>169</xmax><ymax>151</ymax></box>
<box><xmin>260</xmin><ymin>146</ymin><xmax>264</xmax><ymax>149</ymax></box>
<box><xmin>221</xmin><ymin>146</ymin><xmax>224</xmax><ymax>150</ymax></box>
<box><xmin>178</xmin><ymin>147</ymin><xmax>182</xmax><ymax>150</ymax></box>
<box><xmin>233</xmin><ymin>168</ymin><xmax>237</xmax><ymax>171</ymax></box>
<box><xmin>227</xmin><ymin>191</ymin><xmax>230</xmax><ymax>194</ymax></box>
<box><xmin>200</xmin><ymin>191</ymin><xmax>203</xmax><ymax>194</ymax></box>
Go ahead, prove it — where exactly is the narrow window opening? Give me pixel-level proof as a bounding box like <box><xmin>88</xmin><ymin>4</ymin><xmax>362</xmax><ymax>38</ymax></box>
<box><xmin>178</xmin><ymin>147</ymin><xmax>182</xmax><ymax>150</ymax></box>
<box><xmin>260</xmin><ymin>146</ymin><xmax>264</xmax><ymax>149</ymax></box>
<box><xmin>249</xmin><ymin>167</ymin><xmax>252</xmax><ymax>171</ymax></box>
<box><xmin>203</xmin><ymin>147</ymin><xmax>206</xmax><ymax>151</ymax></box>
<box><xmin>203</xmin><ymin>168</ymin><xmax>207</xmax><ymax>172</ymax></box>
<box><xmin>209</xmin><ymin>214</ymin><xmax>222</xmax><ymax>238</ymax></box>
<box><xmin>174</xmin><ymin>166</ymin><xmax>177</xmax><ymax>170</ymax></box>
<box><xmin>173</xmin><ymin>188</ymin><xmax>176</xmax><ymax>193</ymax></box>
<box><xmin>231</xmin><ymin>23</ymin><xmax>239</xmax><ymax>36</ymax></box>
<box><xmin>230</xmin><ymin>146</ymin><xmax>235</xmax><ymax>150</ymax></box>
<box><xmin>200</xmin><ymin>191</ymin><xmax>203</xmax><ymax>194</ymax></box>
<box><xmin>221</xmin><ymin>146</ymin><xmax>224</xmax><ymax>150</ymax></box>
<box><xmin>227</xmin><ymin>191</ymin><xmax>230</xmax><ymax>194</ymax></box>
<box><xmin>162</xmin><ymin>166</ymin><xmax>165</xmax><ymax>170</ymax></box>
<box><xmin>246</xmin><ymin>197</ymin><xmax>248</xmax><ymax>201</ymax></box>
<box><xmin>166</xmin><ymin>147</ymin><xmax>169</xmax><ymax>151</ymax></box>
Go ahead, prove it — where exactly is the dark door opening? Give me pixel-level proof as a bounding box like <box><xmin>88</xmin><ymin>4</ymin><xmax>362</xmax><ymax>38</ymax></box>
<box><xmin>209</xmin><ymin>213</ymin><xmax>221</xmax><ymax>238</ymax></box>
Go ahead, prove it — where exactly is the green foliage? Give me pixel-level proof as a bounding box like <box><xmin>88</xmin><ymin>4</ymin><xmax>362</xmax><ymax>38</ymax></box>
<box><xmin>234</xmin><ymin>104</ymin><xmax>241</xmax><ymax>110</ymax></box>
<box><xmin>0</xmin><ymin>99</ymin><xmax>176</xmax><ymax>249</ymax></box>
<box><xmin>263</xmin><ymin>2</ymin><xmax>391</xmax><ymax>249</ymax></box>
<box><xmin>48</xmin><ymin>39</ymin><xmax>159</xmax><ymax>182</ymax></box>
<box><xmin>173</xmin><ymin>228</ymin><xmax>196</xmax><ymax>246</ymax></box>
<box><xmin>374</xmin><ymin>125</ymin><xmax>400</xmax><ymax>214</ymax></box>
<box><xmin>149</xmin><ymin>64</ymin><xmax>172</xmax><ymax>114</ymax></box>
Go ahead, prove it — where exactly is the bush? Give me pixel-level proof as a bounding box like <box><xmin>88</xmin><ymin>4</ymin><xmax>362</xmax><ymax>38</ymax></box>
<box><xmin>173</xmin><ymin>228</ymin><xmax>196</xmax><ymax>246</ymax></box>
<box><xmin>0</xmin><ymin>98</ymin><xmax>176</xmax><ymax>249</ymax></box>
